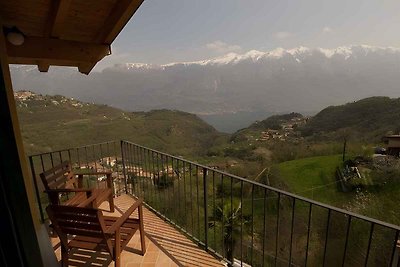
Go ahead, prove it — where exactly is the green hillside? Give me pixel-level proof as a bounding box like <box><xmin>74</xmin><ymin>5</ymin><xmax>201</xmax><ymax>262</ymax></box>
<box><xmin>301</xmin><ymin>96</ymin><xmax>400</xmax><ymax>141</ymax></box>
<box><xmin>276</xmin><ymin>155</ymin><xmax>348</xmax><ymax>204</ymax></box>
<box><xmin>224</xmin><ymin>97</ymin><xmax>400</xmax><ymax>164</ymax></box>
<box><xmin>15</xmin><ymin>91</ymin><xmax>224</xmax><ymax>156</ymax></box>
<box><xmin>272</xmin><ymin>155</ymin><xmax>399</xmax><ymax>224</ymax></box>
<box><xmin>231</xmin><ymin>96</ymin><xmax>400</xmax><ymax>143</ymax></box>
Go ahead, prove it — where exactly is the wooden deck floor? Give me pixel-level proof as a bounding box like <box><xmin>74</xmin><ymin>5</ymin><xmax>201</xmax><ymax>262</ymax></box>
<box><xmin>50</xmin><ymin>194</ymin><xmax>225</xmax><ymax>267</ymax></box>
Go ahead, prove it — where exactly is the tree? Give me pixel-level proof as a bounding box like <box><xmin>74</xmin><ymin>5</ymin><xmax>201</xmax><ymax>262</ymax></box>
<box><xmin>153</xmin><ymin>172</ymin><xmax>173</xmax><ymax>189</ymax></box>
<box><xmin>208</xmin><ymin>201</ymin><xmax>250</xmax><ymax>266</ymax></box>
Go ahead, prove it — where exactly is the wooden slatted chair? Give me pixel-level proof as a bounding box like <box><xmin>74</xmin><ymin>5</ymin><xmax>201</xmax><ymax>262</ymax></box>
<box><xmin>46</xmin><ymin>199</ymin><xmax>146</xmax><ymax>267</ymax></box>
<box><xmin>40</xmin><ymin>161</ymin><xmax>114</xmax><ymax>212</ymax></box>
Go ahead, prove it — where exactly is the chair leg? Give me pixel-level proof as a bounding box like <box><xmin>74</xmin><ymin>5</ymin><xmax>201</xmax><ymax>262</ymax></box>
<box><xmin>114</xmin><ymin>229</ymin><xmax>121</xmax><ymax>267</ymax></box>
<box><xmin>139</xmin><ymin>205</ymin><xmax>146</xmax><ymax>255</ymax></box>
<box><xmin>61</xmin><ymin>246</ymin><xmax>68</xmax><ymax>267</ymax></box>
<box><xmin>106</xmin><ymin>173</ymin><xmax>115</xmax><ymax>212</ymax></box>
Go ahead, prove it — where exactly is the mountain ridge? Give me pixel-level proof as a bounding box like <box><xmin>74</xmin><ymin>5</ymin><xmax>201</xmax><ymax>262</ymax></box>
<box><xmin>229</xmin><ymin>96</ymin><xmax>400</xmax><ymax>145</ymax></box>
<box><xmin>109</xmin><ymin>45</ymin><xmax>400</xmax><ymax>71</ymax></box>
<box><xmin>300</xmin><ymin>96</ymin><xmax>400</xmax><ymax>141</ymax></box>
<box><xmin>11</xmin><ymin>44</ymin><xmax>400</xmax><ymax>133</ymax></box>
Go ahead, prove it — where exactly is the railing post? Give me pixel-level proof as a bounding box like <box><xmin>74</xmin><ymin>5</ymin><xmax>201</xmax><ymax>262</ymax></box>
<box><xmin>120</xmin><ymin>140</ymin><xmax>128</xmax><ymax>194</ymax></box>
<box><xmin>203</xmin><ymin>167</ymin><xmax>208</xmax><ymax>249</ymax></box>
<box><xmin>391</xmin><ymin>231</ymin><xmax>399</xmax><ymax>267</ymax></box>
<box><xmin>29</xmin><ymin>156</ymin><xmax>45</xmax><ymax>222</ymax></box>
<box><xmin>393</xmin><ymin>250</ymin><xmax>399</xmax><ymax>267</ymax></box>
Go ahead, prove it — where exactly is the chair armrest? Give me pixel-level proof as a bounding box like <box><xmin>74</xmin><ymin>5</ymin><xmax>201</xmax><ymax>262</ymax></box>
<box><xmin>105</xmin><ymin>199</ymin><xmax>143</xmax><ymax>234</ymax></box>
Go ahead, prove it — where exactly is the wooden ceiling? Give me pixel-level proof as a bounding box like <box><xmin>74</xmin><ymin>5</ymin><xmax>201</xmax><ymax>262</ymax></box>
<box><xmin>0</xmin><ymin>0</ymin><xmax>144</xmax><ymax>74</ymax></box>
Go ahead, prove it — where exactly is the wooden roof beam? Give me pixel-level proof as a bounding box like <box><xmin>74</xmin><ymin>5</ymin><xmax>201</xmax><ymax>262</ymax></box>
<box><xmin>95</xmin><ymin>0</ymin><xmax>144</xmax><ymax>44</ymax></box>
<box><xmin>45</xmin><ymin>0</ymin><xmax>72</xmax><ymax>38</ymax></box>
<box><xmin>37</xmin><ymin>62</ymin><xmax>50</xmax><ymax>72</ymax></box>
<box><xmin>6</xmin><ymin>37</ymin><xmax>111</xmax><ymax>74</ymax></box>
<box><xmin>78</xmin><ymin>63</ymin><xmax>97</xmax><ymax>75</ymax></box>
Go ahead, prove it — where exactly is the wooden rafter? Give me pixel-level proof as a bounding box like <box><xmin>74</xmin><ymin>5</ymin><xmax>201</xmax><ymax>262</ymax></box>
<box><xmin>1</xmin><ymin>0</ymin><xmax>145</xmax><ymax>74</ymax></box>
<box><xmin>45</xmin><ymin>0</ymin><xmax>72</xmax><ymax>38</ymax></box>
<box><xmin>95</xmin><ymin>0</ymin><xmax>144</xmax><ymax>44</ymax></box>
<box><xmin>37</xmin><ymin>62</ymin><xmax>50</xmax><ymax>73</ymax></box>
<box><xmin>6</xmin><ymin>37</ymin><xmax>111</xmax><ymax>73</ymax></box>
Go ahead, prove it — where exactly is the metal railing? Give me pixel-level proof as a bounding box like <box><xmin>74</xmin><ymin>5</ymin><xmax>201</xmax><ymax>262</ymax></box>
<box><xmin>29</xmin><ymin>140</ymin><xmax>400</xmax><ymax>266</ymax></box>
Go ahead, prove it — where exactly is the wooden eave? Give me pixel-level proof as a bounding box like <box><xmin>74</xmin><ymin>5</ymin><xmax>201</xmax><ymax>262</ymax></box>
<box><xmin>0</xmin><ymin>0</ymin><xmax>144</xmax><ymax>74</ymax></box>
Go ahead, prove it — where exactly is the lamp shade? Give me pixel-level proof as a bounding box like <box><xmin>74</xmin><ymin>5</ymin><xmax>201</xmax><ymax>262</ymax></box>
<box><xmin>7</xmin><ymin>31</ymin><xmax>25</xmax><ymax>46</ymax></box>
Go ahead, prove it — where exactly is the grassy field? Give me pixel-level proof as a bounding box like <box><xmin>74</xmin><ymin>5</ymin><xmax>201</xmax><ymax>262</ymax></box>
<box><xmin>275</xmin><ymin>154</ymin><xmax>400</xmax><ymax>225</ymax></box>
<box><xmin>276</xmin><ymin>154</ymin><xmax>352</xmax><ymax>205</ymax></box>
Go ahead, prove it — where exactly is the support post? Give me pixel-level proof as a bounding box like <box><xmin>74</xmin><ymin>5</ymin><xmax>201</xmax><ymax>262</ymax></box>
<box><xmin>203</xmin><ymin>167</ymin><xmax>208</xmax><ymax>249</ymax></box>
<box><xmin>120</xmin><ymin>140</ymin><xmax>128</xmax><ymax>194</ymax></box>
<box><xmin>0</xmin><ymin>25</ymin><xmax>44</xmax><ymax>267</ymax></box>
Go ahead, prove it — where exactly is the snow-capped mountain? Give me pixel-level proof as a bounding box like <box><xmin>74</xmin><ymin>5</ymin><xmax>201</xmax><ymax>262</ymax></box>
<box><xmin>111</xmin><ymin>45</ymin><xmax>400</xmax><ymax>70</ymax></box>
<box><xmin>10</xmin><ymin>45</ymin><xmax>400</xmax><ymax>129</ymax></box>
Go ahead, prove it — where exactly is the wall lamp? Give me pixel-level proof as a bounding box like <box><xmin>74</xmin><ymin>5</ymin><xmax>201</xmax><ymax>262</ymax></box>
<box><xmin>4</xmin><ymin>26</ymin><xmax>25</xmax><ymax>46</ymax></box>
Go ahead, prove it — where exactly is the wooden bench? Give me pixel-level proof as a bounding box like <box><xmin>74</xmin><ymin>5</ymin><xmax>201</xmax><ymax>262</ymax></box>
<box><xmin>46</xmin><ymin>198</ymin><xmax>146</xmax><ymax>267</ymax></box>
<box><xmin>39</xmin><ymin>161</ymin><xmax>114</xmax><ymax>212</ymax></box>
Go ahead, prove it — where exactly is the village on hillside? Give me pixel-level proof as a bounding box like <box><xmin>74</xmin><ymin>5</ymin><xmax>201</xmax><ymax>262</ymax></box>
<box><xmin>255</xmin><ymin>116</ymin><xmax>308</xmax><ymax>142</ymax></box>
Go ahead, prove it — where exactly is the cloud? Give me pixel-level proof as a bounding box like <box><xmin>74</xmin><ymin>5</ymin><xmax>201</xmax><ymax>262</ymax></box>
<box><xmin>274</xmin><ymin>31</ymin><xmax>292</xmax><ymax>40</ymax></box>
<box><xmin>94</xmin><ymin>49</ymin><xmax>133</xmax><ymax>71</ymax></box>
<box><xmin>322</xmin><ymin>27</ymin><xmax>333</xmax><ymax>33</ymax></box>
<box><xmin>206</xmin><ymin>41</ymin><xmax>242</xmax><ymax>53</ymax></box>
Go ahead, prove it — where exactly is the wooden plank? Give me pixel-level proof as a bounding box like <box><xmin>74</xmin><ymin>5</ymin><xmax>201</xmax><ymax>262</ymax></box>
<box><xmin>60</xmin><ymin>1</ymin><xmax>115</xmax><ymax>43</ymax></box>
<box><xmin>44</xmin><ymin>168</ymin><xmax>70</xmax><ymax>183</ymax></box>
<box><xmin>104</xmin><ymin>218</ymin><xmax>140</xmax><ymax>227</ymax></box>
<box><xmin>69</xmin><ymin>239</ymin><xmax>107</xmax><ymax>251</ymax></box>
<box><xmin>41</xmin><ymin>161</ymin><xmax>70</xmax><ymax>177</ymax></box>
<box><xmin>44</xmin><ymin>170</ymin><xmax>67</xmax><ymax>184</ymax></box>
<box><xmin>57</xmin><ymin>220</ymin><xmax>102</xmax><ymax>231</ymax></box>
<box><xmin>50</xmin><ymin>204</ymin><xmax>98</xmax><ymax>216</ymax></box>
<box><xmin>48</xmin><ymin>177</ymin><xmax>68</xmax><ymax>189</ymax></box>
<box><xmin>58</xmin><ymin>227</ymin><xmax>104</xmax><ymax>238</ymax></box>
<box><xmin>72</xmin><ymin>236</ymin><xmax>105</xmax><ymax>244</ymax></box>
<box><xmin>91</xmin><ymin>189</ymin><xmax>112</xmax><ymax>204</ymax></box>
<box><xmin>45</xmin><ymin>0</ymin><xmax>72</xmax><ymax>38</ymax></box>
<box><xmin>0</xmin><ymin>1</ymin><xmax>50</xmax><ymax>37</ymax></box>
<box><xmin>64</xmin><ymin>192</ymin><xmax>87</xmax><ymax>206</ymax></box>
<box><xmin>95</xmin><ymin>0</ymin><xmax>144</xmax><ymax>44</ymax></box>
<box><xmin>55</xmin><ymin>212</ymin><xmax>98</xmax><ymax>223</ymax></box>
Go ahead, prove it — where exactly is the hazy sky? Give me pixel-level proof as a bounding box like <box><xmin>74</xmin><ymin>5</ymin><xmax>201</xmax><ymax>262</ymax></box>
<box><xmin>96</xmin><ymin>0</ymin><xmax>400</xmax><ymax>70</ymax></box>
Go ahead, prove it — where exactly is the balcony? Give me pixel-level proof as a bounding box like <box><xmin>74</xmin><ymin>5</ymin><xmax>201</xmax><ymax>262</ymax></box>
<box><xmin>49</xmin><ymin>194</ymin><xmax>224</xmax><ymax>266</ymax></box>
<box><xmin>29</xmin><ymin>140</ymin><xmax>400</xmax><ymax>266</ymax></box>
